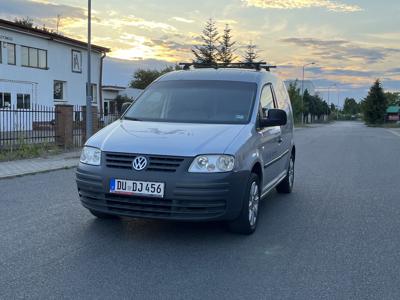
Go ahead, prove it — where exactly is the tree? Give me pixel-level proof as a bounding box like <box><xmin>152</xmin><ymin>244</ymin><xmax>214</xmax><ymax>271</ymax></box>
<box><xmin>14</xmin><ymin>17</ymin><xmax>34</xmax><ymax>28</ymax></box>
<box><xmin>129</xmin><ymin>65</ymin><xmax>181</xmax><ymax>89</ymax></box>
<box><xmin>129</xmin><ymin>69</ymin><xmax>161</xmax><ymax>89</ymax></box>
<box><xmin>218</xmin><ymin>24</ymin><xmax>236</xmax><ymax>64</ymax></box>
<box><xmin>287</xmin><ymin>81</ymin><xmax>302</xmax><ymax>123</ymax></box>
<box><xmin>192</xmin><ymin>18</ymin><xmax>219</xmax><ymax>64</ymax></box>
<box><xmin>302</xmin><ymin>89</ymin><xmax>312</xmax><ymax>122</ymax></box>
<box><xmin>385</xmin><ymin>92</ymin><xmax>400</xmax><ymax>106</ymax></box>
<box><xmin>343</xmin><ymin>98</ymin><xmax>360</xmax><ymax>116</ymax></box>
<box><xmin>243</xmin><ymin>42</ymin><xmax>258</xmax><ymax>63</ymax></box>
<box><xmin>362</xmin><ymin>79</ymin><xmax>387</xmax><ymax>124</ymax></box>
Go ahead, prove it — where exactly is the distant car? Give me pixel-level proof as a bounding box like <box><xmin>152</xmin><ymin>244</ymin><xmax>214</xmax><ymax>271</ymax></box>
<box><xmin>76</xmin><ymin>64</ymin><xmax>295</xmax><ymax>234</ymax></box>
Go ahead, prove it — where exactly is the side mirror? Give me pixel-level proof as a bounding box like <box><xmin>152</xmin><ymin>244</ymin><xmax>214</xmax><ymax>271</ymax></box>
<box><xmin>260</xmin><ymin>109</ymin><xmax>287</xmax><ymax>127</ymax></box>
<box><xmin>121</xmin><ymin>102</ymin><xmax>131</xmax><ymax>114</ymax></box>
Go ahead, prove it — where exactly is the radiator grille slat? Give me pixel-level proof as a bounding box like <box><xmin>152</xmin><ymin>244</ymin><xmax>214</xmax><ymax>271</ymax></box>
<box><xmin>105</xmin><ymin>152</ymin><xmax>185</xmax><ymax>172</ymax></box>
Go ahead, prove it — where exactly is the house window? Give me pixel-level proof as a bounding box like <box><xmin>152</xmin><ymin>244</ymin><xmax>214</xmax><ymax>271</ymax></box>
<box><xmin>91</xmin><ymin>84</ymin><xmax>97</xmax><ymax>103</ymax></box>
<box><xmin>17</xmin><ymin>94</ymin><xmax>31</xmax><ymax>109</ymax></box>
<box><xmin>104</xmin><ymin>101</ymin><xmax>109</xmax><ymax>116</ymax></box>
<box><xmin>7</xmin><ymin>43</ymin><xmax>16</xmax><ymax>65</ymax></box>
<box><xmin>29</xmin><ymin>48</ymin><xmax>38</xmax><ymax>67</ymax></box>
<box><xmin>54</xmin><ymin>80</ymin><xmax>66</xmax><ymax>101</ymax></box>
<box><xmin>0</xmin><ymin>92</ymin><xmax>12</xmax><ymax>108</ymax></box>
<box><xmin>21</xmin><ymin>46</ymin><xmax>47</xmax><ymax>69</ymax></box>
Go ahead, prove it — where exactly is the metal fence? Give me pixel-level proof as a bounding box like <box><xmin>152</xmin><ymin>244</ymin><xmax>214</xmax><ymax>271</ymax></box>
<box><xmin>1</xmin><ymin>105</ymin><xmax>121</xmax><ymax>151</ymax></box>
<box><xmin>71</xmin><ymin>106</ymin><xmax>120</xmax><ymax>148</ymax></box>
<box><xmin>0</xmin><ymin>104</ymin><xmax>57</xmax><ymax>152</ymax></box>
<box><xmin>73</xmin><ymin>105</ymin><xmax>84</xmax><ymax>148</ymax></box>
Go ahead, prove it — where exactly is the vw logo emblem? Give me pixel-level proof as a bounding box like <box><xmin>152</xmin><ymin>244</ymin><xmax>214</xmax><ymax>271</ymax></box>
<box><xmin>132</xmin><ymin>156</ymin><xmax>147</xmax><ymax>171</ymax></box>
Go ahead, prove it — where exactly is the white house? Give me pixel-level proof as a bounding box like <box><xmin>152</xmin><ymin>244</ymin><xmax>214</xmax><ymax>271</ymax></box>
<box><xmin>0</xmin><ymin>18</ymin><xmax>109</xmax><ymax>111</ymax></box>
<box><xmin>102</xmin><ymin>85</ymin><xmax>142</xmax><ymax>115</ymax></box>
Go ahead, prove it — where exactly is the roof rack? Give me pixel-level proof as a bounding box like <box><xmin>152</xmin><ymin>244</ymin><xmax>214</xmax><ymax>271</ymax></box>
<box><xmin>179</xmin><ymin>62</ymin><xmax>277</xmax><ymax>72</ymax></box>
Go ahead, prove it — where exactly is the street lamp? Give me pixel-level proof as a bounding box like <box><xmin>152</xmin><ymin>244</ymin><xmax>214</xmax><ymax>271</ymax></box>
<box><xmin>86</xmin><ymin>0</ymin><xmax>93</xmax><ymax>139</ymax></box>
<box><xmin>327</xmin><ymin>84</ymin><xmax>336</xmax><ymax>121</ymax></box>
<box><xmin>327</xmin><ymin>84</ymin><xmax>336</xmax><ymax>105</ymax></box>
<box><xmin>301</xmin><ymin>62</ymin><xmax>315</xmax><ymax>124</ymax></box>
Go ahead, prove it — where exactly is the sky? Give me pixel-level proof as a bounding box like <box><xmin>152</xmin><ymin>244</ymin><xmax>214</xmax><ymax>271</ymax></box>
<box><xmin>1</xmin><ymin>0</ymin><xmax>399</xmax><ymax>106</ymax></box>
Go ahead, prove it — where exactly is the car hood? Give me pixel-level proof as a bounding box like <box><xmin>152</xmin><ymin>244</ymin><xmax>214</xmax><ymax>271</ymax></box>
<box><xmin>87</xmin><ymin>120</ymin><xmax>246</xmax><ymax>157</ymax></box>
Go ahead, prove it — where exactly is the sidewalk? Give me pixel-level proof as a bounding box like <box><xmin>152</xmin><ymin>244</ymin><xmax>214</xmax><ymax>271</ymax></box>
<box><xmin>0</xmin><ymin>151</ymin><xmax>80</xmax><ymax>179</ymax></box>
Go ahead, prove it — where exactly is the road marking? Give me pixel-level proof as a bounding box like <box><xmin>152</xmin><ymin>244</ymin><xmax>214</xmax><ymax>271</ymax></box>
<box><xmin>387</xmin><ymin>129</ymin><xmax>400</xmax><ymax>138</ymax></box>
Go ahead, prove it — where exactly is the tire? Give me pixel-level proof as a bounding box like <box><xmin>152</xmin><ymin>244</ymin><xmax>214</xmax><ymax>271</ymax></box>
<box><xmin>228</xmin><ymin>173</ymin><xmax>260</xmax><ymax>235</ymax></box>
<box><xmin>276</xmin><ymin>152</ymin><xmax>295</xmax><ymax>194</ymax></box>
<box><xmin>89</xmin><ymin>210</ymin><xmax>118</xmax><ymax>219</ymax></box>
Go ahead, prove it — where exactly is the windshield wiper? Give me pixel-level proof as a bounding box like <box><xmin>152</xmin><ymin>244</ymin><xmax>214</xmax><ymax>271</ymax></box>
<box><xmin>123</xmin><ymin>116</ymin><xmax>142</xmax><ymax>121</ymax></box>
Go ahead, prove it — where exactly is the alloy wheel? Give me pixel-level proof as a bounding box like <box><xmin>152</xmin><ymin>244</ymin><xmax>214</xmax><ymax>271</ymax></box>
<box><xmin>248</xmin><ymin>181</ymin><xmax>260</xmax><ymax>226</ymax></box>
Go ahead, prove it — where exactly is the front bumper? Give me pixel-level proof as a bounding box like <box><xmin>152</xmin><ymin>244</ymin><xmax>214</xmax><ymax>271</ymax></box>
<box><xmin>76</xmin><ymin>155</ymin><xmax>249</xmax><ymax>221</ymax></box>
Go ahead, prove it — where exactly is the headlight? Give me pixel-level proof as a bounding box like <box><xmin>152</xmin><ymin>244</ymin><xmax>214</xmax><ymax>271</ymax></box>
<box><xmin>80</xmin><ymin>146</ymin><xmax>101</xmax><ymax>166</ymax></box>
<box><xmin>189</xmin><ymin>155</ymin><xmax>235</xmax><ymax>173</ymax></box>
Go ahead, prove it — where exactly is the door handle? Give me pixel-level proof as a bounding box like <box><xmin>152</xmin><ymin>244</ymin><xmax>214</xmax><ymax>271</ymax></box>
<box><xmin>278</xmin><ymin>136</ymin><xmax>283</xmax><ymax>144</ymax></box>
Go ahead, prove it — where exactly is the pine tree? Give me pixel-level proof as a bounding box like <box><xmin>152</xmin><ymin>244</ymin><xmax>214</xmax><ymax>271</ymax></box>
<box><xmin>218</xmin><ymin>24</ymin><xmax>236</xmax><ymax>64</ymax></box>
<box><xmin>287</xmin><ymin>81</ymin><xmax>302</xmax><ymax>123</ymax></box>
<box><xmin>363</xmin><ymin>79</ymin><xmax>387</xmax><ymax>124</ymax></box>
<box><xmin>192</xmin><ymin>18</ymin><xmax>219</xmax><ymax>64</ymax></box>
<box><xmin>243</xmin><ymin>42</ymin><xmax>258</xmax><ymax>63</ymax></box>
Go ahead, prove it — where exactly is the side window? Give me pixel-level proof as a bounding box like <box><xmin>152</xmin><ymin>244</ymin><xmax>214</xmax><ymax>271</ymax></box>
<box><xmin>276</xmin><ymin>82</ymin><xmax>289</xmax><ymax>110</ymax></box>
<box><xmin>260</xmin><ymin>85</ymin><xmax>275</xmax><ymax>117</ymax></box>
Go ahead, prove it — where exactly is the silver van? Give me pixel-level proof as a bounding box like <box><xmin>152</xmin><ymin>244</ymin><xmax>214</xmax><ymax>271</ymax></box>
<box><xmin>76</xmin><ymin>64</ymin><xmax>295</xmax><ymax>234</ymax></box>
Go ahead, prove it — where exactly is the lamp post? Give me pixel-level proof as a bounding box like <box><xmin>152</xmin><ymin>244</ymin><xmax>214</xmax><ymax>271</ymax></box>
<box><xmin>86</xmin><ymin>0</ymin><xmax>93</xmax><ymax>139</ymax></box>
<box><xmin>327</xmin><ymin>84</ymin><xmax>336</xmax><ymax>121</ymax></box>
<box><xmin>301</xmin><ymin>62</ymin><xmax>315</xmax><ymax>124</ymax></box>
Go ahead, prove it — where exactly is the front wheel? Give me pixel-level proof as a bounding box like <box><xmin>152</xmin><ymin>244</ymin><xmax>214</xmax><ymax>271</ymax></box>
<box><xmin>276</xmin><ymin>153</ymin><xmax>295</xmax><ymax>194</ymax></box>
<box><xmin>228</xmin><ymin>173</ymin><xmax>260</xmax><ymax>235</ymax></box>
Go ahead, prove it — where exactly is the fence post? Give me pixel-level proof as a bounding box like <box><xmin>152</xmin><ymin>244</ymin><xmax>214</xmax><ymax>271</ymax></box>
<box><xmin>55</xmin><ymin>104</ymin><xmax>73</xmax><ymax>149</ymax></box>
<box><xmin>82</xmin><ymin>105</ymin><xmax>99</xmax><ymax>142</ymax></box>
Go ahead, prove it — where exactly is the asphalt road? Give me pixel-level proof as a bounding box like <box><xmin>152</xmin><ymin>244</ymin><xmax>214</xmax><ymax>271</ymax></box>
<box><xmin>1</xmin><ymin>121</ymin><xmax>400</xmax><ymax>299</ymax></box>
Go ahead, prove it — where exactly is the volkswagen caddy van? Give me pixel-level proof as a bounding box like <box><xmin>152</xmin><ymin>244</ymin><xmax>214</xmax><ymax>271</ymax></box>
<box><xmin>76</xmin><ymin>64</ymin><xmax>295</xmax><ymax>234</ymax></box>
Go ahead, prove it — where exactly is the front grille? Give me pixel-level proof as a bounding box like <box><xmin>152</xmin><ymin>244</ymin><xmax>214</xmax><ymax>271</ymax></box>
<box><xmin>105</xmin><ymin>152</ymin><xmax>185</xmax><ymax>172</ymax></box>
<box><xmin>78</xmin><ymin>181</ymin><xmax>229</xmax><ymax>220</ymax></box>
<box><xmin>105</xmin><ymin>194</ymin><xmax>226</xmax><ymax>218</ymax></box>
<box><xmin>80</xmin><ymin>192</ymin><xmax>226</xmax><ymax>219</ymax></box>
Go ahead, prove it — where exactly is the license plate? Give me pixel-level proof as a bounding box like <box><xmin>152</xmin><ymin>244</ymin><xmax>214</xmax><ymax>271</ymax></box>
<box><xmin>110</xmin><ymin>178</ymin><xmax>165</xmax><ymax>198</ymax></box>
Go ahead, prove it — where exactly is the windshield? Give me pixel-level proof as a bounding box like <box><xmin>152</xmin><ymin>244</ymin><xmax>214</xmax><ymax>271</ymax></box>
<box><xmin>124</xmin><ymin>80</ymin><xmax>257</xmax><ymax>124</ymax></box>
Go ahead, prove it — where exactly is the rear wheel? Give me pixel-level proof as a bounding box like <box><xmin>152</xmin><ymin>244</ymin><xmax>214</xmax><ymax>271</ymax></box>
<box><xmin>276</xmin><ymin>153</ymin><xmax>295</xmax><ymax>194</ymax></box>
<box><xmin>228</xmin><ymin>173</ymin><xmax>260</xmax><ymax>235</ymax></box>
<box><xmin>89</xmin><ymin>210</ymin><xmax>118</xmax><ymax>219</ymax></box>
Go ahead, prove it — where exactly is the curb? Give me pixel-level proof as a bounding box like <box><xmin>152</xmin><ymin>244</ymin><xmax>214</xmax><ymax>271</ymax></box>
<box><xmin>0</xmin><ymin>160</ymin><xmax>79</xmax><ymax>180</ymax></box>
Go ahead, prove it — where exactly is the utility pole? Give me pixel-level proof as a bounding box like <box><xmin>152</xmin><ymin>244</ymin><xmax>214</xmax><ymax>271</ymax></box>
<box><xmin>301</xmin><ymin>62</ymin><xmax>315</xmax><ymax>125</ymax></box>
<box><xmin>86</xmin><ymin>0</ymin><xmax>93</xmax><ymax>139</ymax></box>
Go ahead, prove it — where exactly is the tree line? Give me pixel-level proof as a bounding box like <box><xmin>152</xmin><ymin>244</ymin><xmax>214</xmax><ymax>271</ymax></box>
<box><xmin>287</xmin><ymin>82</ymin><xmax>331</xmax><ymax>123</ymax></box>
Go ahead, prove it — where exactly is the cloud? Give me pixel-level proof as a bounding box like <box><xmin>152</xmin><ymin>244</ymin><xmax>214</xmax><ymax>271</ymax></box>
<box><xmin>280</xmin><ymin>37</ymin><xmax>400</xmax><ymax>64</ymax></box>
<box><xmin>242</xmin><ymin>0</ymin><xmax>363</xmax><ymax>12</ymax></box>
<box><xmin>0</xmin><ymin>0</ymin><xmax>85</xmax><ymax>19</ymax></box>
<box><xmin>98</xmin><ymin>15</ymin><xmax>176</xmax><ymax>33</ymax></box>
<box><xmin>170</xmin><ymin>17</ymin><xmax>195</xmax><ymax>23</ymax></box>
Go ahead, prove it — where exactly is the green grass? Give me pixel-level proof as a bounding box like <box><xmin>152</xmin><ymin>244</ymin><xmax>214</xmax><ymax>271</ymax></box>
<box><xmin>0</xmin><ymin>143</ymin><xmax>62</xmax><ymax>162</ymax></box>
